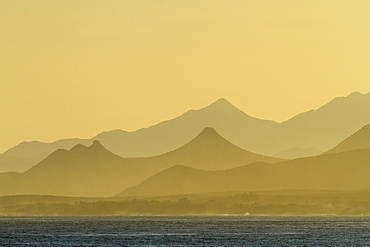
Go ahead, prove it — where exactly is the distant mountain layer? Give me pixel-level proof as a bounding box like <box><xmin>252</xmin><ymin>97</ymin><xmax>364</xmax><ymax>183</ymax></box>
<box><xmin>326</xmin><ymin>124</ymin><xmax>370</xmax><ymax>154</ymax></box>
<box><xmin>1</xmin><ymin>91</ymin><xmax>370</xmax><ymax>172</ymax></box>
<box><xmin>0</xmin><ymin>156</ymin><xmax>43</xmax><ymax>173</ymax></box>
<box><xmin>0</xmin><ymin>129</ymin><xmax>281</xmax><ymax>197</ymax></box>
<box><xmin>273</xmin><ymin>147</ymin><xmax>322</xmax><ymax>159</ymax></box>
<box><xmin>118</xmin><ymin>148</ymin><xmax>370</xmax><ymax>197</ymax></box>
<box><xmin>0</xmin><ymin>139</ymin><xmax>92</xmax><ymax>172</ymax></box>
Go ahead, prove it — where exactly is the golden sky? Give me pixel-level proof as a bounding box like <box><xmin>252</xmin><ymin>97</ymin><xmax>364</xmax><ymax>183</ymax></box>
<box><xmin>1</xmin><ymin>0</ymin><xmax>369</xmax><ymax>153</ymax></box>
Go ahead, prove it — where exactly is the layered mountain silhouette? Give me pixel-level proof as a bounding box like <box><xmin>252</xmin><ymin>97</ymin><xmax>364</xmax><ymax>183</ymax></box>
<box><xmin>0</xmin><ymin>139</ymin><xmax>92</xmax><ymax>172</ymax></box>
<box><xmin>92</xmin><ymin>98</ymin><xmax>278</xmax><ymax>157</ymax></box>
<box><xmin>273</xmin><ymin>147</ymin><xmax>322</xmax><ymax>159</ymax></box>
<box><xmin>146</xmin><ymin>127</ymin><xmax>282</xmax><ymax>171</ymax></box>
<box><xmin>0</xmin><ymin>141</ymin><xmax>134</xmax><ymax>197</ymax></box>
<box><xmin>0</xmin><ymin>156</ymin><xmax>41</xmax><ymax>173</ymax></box>
<box><xmin>0</xmin><ymin>129</ymin><xmax>281</xmax><ymax>197</ymax></box>
<box><xmin>2</xmin><ymin>92</ymin><xmax>370</xmax><ymax>173</ymax></box>
<box><xmin>275</xmin><ymin>92</ymin><xmax>370</xmax><ymax>155</ymax></box>
<box><xmin>326</xmin><ymin>124</ymin><xmax>370</xmax><ymax>154</ymax></box>
<box><xmin>119</xmin><ymin>148</ymin><xmax>370</xmax><ymax>197</ymax></box>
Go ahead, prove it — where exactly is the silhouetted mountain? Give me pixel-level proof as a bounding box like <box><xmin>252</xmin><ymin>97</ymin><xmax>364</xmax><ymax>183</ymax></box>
<box><xmin>118</xmin><ymin>148</ymin><xmax>370</xmax><ymax>197</ymax></box>
<box><xmin>0</xmin><ymin>98</ymin><xmax>277</xmax><ymax>172</ymax></box>
<box><xmin>2</xmin><ymin>139</ymin><xmax>92</xmax><ymax>158</ymax></box>
<box><xmin>273</xmin><ymin>147</ymin><xmax>322</xmax><ymax>159</ymax></box>
<box><xmin>147</xmin><ymin>127</ymin><xmax>282</xmax><ymax>171</ymax></box>
<box><xmin>0</xmin><ymin>139</ymin><xmax>92</xmax><ymax>172</ymax></box>
<box><xmin>0</xmin><ymin>129</ymin><xmax>280</xmax><ymax>197</ymax></box>
<box><xmin>277</xmin><ymin>92</ymin><xmax>370</xmax><ymax>153</ymax></box>
<box><xmin>326</xmin><ymin>124</ymin><xmax>370</xmax><ymax>154</ymax></box>
<box><xmin>92</xmin><ymin>98</ymin><xmax>278</xmax><ymax>157</ymax></box>
<box><xmin>2</xmin><ymin>92</ymin><xmax>370</xmax><ymax>172</ymax></box>
<box><xmin>0</xmin><ymin>156</ymin><xmax>42</xmax><ymax>173</ymax></box>
<box><xmin>2</xmin><ymin>141</ymin><xmax>134</xmax><ymax>197</ymax></box>
<box><xmin>94</xmin><ymin>92</ymin><xmax>370</xmax><ymax>156</ymax></box>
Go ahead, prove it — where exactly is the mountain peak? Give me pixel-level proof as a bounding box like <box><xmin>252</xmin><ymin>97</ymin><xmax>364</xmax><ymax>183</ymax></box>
<box><xmin>348</xmin><ymin>91</ymin><xmax>364</xmax><ymax>97</ymax></box>
<box><xmin>88</xmin><ymin>140</ymin><xmax>106</xmax><ymax>151</ymax></box>
<box><xmin>207</xmin><ymin>98</ymin><xmax>238</xmax><ymax>110</ymax></box>
<box><xmin>215</xmin><ymin>97</ymin><xmax>231</xmax><ymax>104</ymax></box>
<box><xmin>68</xmin><ymin>140</ymin><xmax>108</xmax><ymax>154</ymax></box>
<box><xmin>330</xmin><ymin>91</ymin><xmax>367</xmax><ymax>104</ymax></box>
<box><xmin>70</xmin><ymin>143</ymin><xmax>88</xmax><ymax>153</ymax></box>
<box><xmin>193</xmin><ymin>127</ymin><xmax>223</xmax><ymax>141</ymax></box>
<box><xmin>172</xmin><ymin>127</ymin><xmax>243</xmax><ymax>156</ymax></box>
<box><xmin>199</xmin><ymin>127</ymin><xmax>218</xmax><ymax>135</ymax></box>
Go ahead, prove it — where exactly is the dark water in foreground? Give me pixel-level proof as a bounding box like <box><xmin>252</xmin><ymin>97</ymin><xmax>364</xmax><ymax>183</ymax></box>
<box><xmin>1</xmin><ymin>216</ymin><xmax>370</xmax><ymax>246</ymax></box>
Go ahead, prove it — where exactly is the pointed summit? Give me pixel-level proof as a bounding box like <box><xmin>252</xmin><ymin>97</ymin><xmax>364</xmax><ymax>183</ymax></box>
<box><xmin>67</xmin><ymin>141</ymin><xmax>107</xmax><ymax>154</ymax></box>
<box><xmin>196</xmin><ymin>127</ymin><xmax>219</xmax><ymax>137</ymax></box>
<box><xmin>87</xmin><ymin>140</ymin><xmax>115</xmax><ymax>157</ymax></box>
<box><xmin>348</xmin><ymin>91</ymin><xmax>364</xmax><ymax>97</ymax></box>
<box><xmin>70</xmin><ymin>143</ymin><xmax>88</xmax><ymax>153</ymax></box>
<box><xmin>214</xmin><ymin>97</ymin><xmax>232</xmax><ymax>105</ymax></box>
<box><xmin>183</xmin><ymin>127</ymin><xmax>231</xmax><ymax>149</ymax></box>
<box><xmin>207</xmin><ymin>98</ymin><xmax>238</xmax><ymax>110</ymax></box>
<box><xmin>325</xmin><ymin>91</ymin><xmax>368</xmax><ymax>107</ymax></box>
<box><xmin>161</xmin><ymin>127</ymin><xmax>282</xmax><ymax>170</ymax></box>
<box><xmin>89</xmin><ymin>140</ymin><xmax>105</xmax><ymax>149</ymax></box>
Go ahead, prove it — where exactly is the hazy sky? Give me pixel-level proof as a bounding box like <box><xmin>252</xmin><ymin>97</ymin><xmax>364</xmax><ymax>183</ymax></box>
<box><xmin>1</xmin><ymin>0</ymin><xmax>369</xmax><ymax>153</ymax></box>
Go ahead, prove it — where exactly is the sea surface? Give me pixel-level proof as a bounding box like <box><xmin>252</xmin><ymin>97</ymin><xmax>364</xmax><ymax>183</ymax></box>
<box><xmin>0</xmin><ymin>216</ymin><xmax>370</xmax><ymax>246</ymax></box>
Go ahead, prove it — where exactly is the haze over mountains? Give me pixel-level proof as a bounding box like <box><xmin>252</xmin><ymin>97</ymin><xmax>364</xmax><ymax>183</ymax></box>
<box><xmin>119</xmin><ymin>148</ymin><xmax>370</xmax><ymax>197</ymax></box>
<box><xmin>1</xmin><ymin>92</ymin><xmax>370</xmax><ymax>173</ymax></box>
<box><xmin>326</xmin><ymin>124</ymin><xmax>370</xmax><ymax>154</ymax></box>
<box><xmin>118</xmin><ymin>121</ymin><xmax>370</xmax><ymax>197</ymax></box>
<box><xmin>0</xmin><ymin>139</ymin><xmax>92</xmax><ymax>173</ymax></box>
<box><xmin>273</xmin><ymin>147</ymin><xmax>322</xmax><ymax>159</ymax></box>
<box><xmin>0</xmin><ymin>129</ymin><xmax>281</xmax><ymax>197</ymax></box>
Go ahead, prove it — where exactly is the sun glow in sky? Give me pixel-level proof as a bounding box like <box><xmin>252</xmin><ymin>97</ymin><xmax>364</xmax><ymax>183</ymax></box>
<box><xmin>1</xmin><ymin>0</ymin><xmax>369</xmax><ymax>152</ymax></box>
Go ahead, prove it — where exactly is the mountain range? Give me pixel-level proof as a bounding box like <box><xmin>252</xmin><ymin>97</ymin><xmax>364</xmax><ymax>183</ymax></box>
<box><xmin>0</xmin><ymin>128</ymin><xmax>281</xmax><ymax>197</ymax></box>
<box><xmin>1</xmin><ymin>119</ymin><xmax>369</xmax><ymax>198</ymax></box>
<box><xmin>118</xmin><ymin>124</ymin><xmax>370</xmax><ymax>197</ymax></box>
<box><xmin>119</xmin><ymin>148</ymin><xmax>370</xmax><ymax>197</ymax></box>
<box><xmin>1</xmin><ymin>91</ymin><xmax>370</xmax><ymax>173</ymax></box>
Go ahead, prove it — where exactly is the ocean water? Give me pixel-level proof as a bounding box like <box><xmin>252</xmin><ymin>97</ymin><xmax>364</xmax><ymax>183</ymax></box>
<box><xmin>0</xmin><ymin>216</ymin><xmax>370</xmax><ymax>246</ymax></box>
